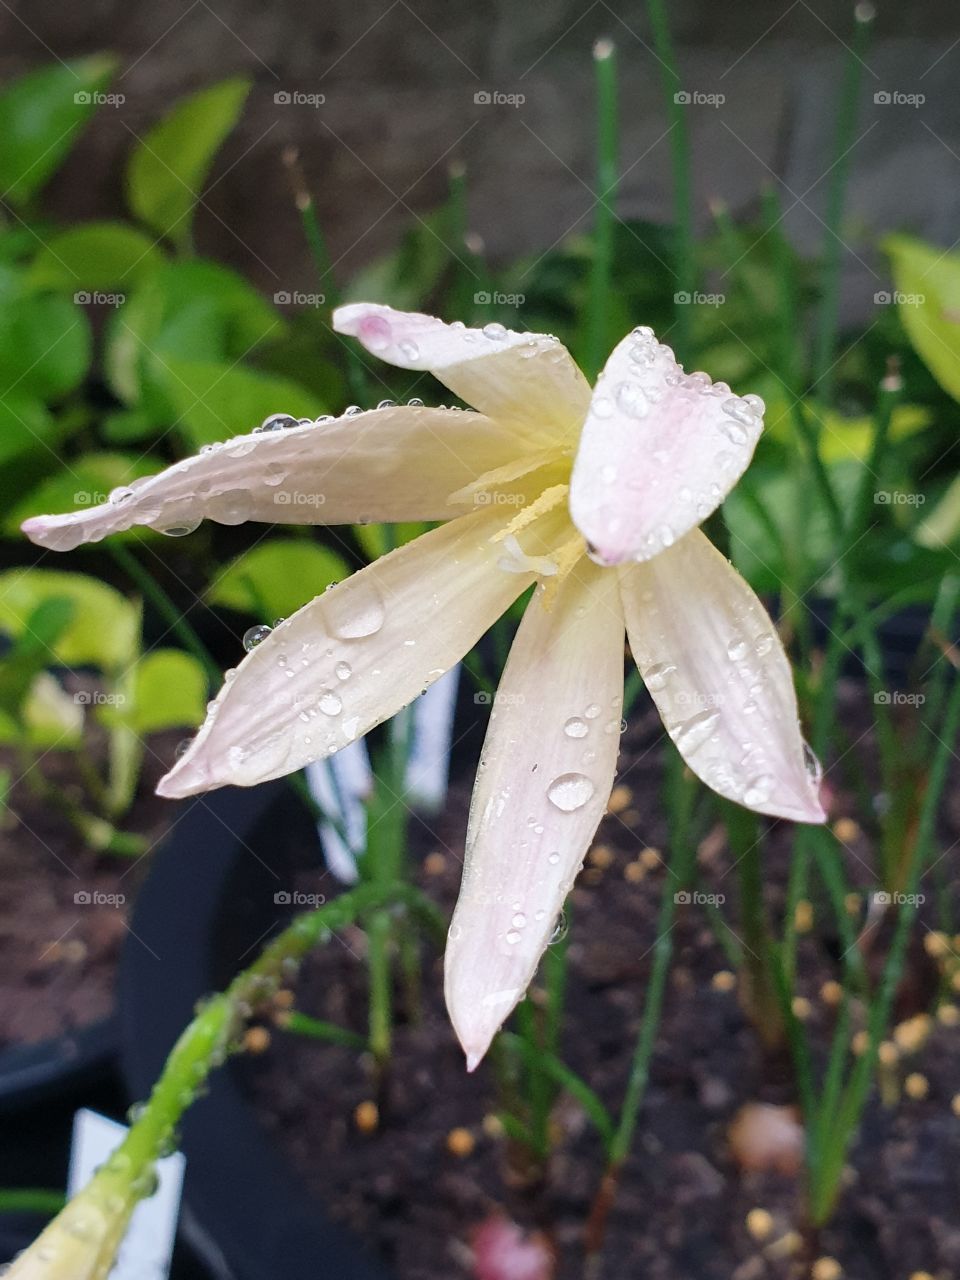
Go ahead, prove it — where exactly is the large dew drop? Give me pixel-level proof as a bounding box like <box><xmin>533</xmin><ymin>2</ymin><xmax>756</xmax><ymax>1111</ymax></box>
<box><xmin>327</xmin><ymin>580</ymin><xmax>385</xmax><ymax>640</ymax></box>
<box><xmin>243</xmin><ymin>624</ymin><xmax>273</xmax><ymax>652</ymax></box>
<box><xmin>670</xmin><ymin>709</ymin><xmax>720</xmax><ymax>755</ymax></box>
<box><xmin>547</xmin><ymin>772</ymin><xmax>596</xmax><ymax>813</ymax></box>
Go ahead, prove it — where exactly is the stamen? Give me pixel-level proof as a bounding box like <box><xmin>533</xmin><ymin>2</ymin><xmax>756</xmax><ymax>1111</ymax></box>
<box><xmin>491</xmin><ymin>484</ymin><xmax>569</xmax><ymax>543</ymax></box>
<box><xmin>446</xmin><ymin>450</ymin><xmax>559</xmax><ymax>506</ymax></box>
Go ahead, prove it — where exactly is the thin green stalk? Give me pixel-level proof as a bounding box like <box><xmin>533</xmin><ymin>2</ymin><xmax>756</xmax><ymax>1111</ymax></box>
<box><xmin>279</xmin><ymin>1010</ymin><xmax>367</xmax><ymax>1050</ymax></box>
<box><xmin>645</xmin><ymin>0</ymin><xmax>694</xmax><ymax>361</ymax></box>
<box><xmin>0</xmin><ymin>1189</ymin><xmax>66</xmax><ymax>1216</ymax></box>
<box><xmin>812</xmin><ymin>4</ymin><xmax>875</xmax><ymax>400</ymax></box>
<box><xmin>500</xmin><ymin>1032</ymin><xmax>615</xmax><ymax>1155</ymax></box>
<box><xmin>727</xmin><ymin>802</ymin><xmax>783</xmax><ymax>1046</ymax></box>
<box><xmin>107</xmin><ymin>545</ymin><xmax>219</xmax><ymax>686</ymax></box>
<box><xmin>585</xmin><ymin>38</ymin><xmax>619</xmax><ymax>380</ymax></box>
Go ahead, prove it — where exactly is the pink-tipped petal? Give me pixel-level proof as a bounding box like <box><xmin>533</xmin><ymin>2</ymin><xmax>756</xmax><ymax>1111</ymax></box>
<box><xmin>333</xmin><ymin>303</ymin><xmax>591</xmax><ymax>445</ymax></box>
<box><xmin>619</xmin><ymin>530</ymin><xmax>825</xmax><ymax>823</ymax></box>
<box><xmin>157</xmin><ymin>508</ymin><xmax>551</xmax><ymax>799</ymax></box>
<box><xmin>20</xmin><ymin>406</ymin><xmax>524</xmax><ymax>551</ymax></box>
<box><xmin>569</xmin><ymin>327</ymin><xmax>765</xmax><ymax>564</ymax></box>
<box><xmin>444</xmin><ymin>559</ymin><xmax>624</xmax><ymax>1067</ymax></box>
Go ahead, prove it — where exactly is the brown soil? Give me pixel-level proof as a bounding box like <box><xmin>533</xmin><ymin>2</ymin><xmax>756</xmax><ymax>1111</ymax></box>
<box><xmin>0</xmin><ymin>729</ymin><xmax>181</xmax><ymax>1049</ymax></box>
<box><xmin>239</xmin><ymin>687</ymin><xmax>960</xmax><ymax>1280</ymax></box>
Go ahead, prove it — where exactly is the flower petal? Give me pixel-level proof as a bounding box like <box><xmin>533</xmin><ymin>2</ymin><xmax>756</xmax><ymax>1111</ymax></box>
<box><xmin>569</xmin><ymin>327</ymin><xmax>765</xmax><ymax>564</ymax></box>
<box><xmin>21</xmin><ymin>406</ymin><xmax>522</xmax><ymax>551</ymax></box>
<box><xmin>444</xmin><ymin>559</ymin><xmax>624</xmax><ymax>1069</ymax></box>
<box><xmin>333</xmin><ymin>303</ymin><xmax>591</xmax><ymax>445</ymax></box>
<box><xmin>619</xmin><ymin>529</ymin><xmax>825</xmax><ymax>823</ymax></box>
<box><xmin>157</xmin><ymin>508</ymin><xmax>555</xmax><ymax>798</ymax></box>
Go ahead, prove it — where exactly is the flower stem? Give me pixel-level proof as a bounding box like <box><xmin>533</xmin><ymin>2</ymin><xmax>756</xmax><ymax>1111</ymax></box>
<box><xmin>585</xmin><ymin>37</ymin><xmax>618</xmax><ymax>382</ymax></box>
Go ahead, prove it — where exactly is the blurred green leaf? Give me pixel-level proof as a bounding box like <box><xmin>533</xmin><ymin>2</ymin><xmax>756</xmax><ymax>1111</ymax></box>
<box><xmin>916</xmin><ymin>472</ymin><xmax>960</xmax><ymax>549</ymax></box>
<box><xmin>763</xmin><ymin>398</ymin><xmax>933</xmax><ymax>463</ymax></box>
<box><xmin>29</xmin><ymin>222</ymin><xmax>165</xmax><ymax>290</ymax></box>
<box><xmin>0</xmin><ymin>396</ymin><xmax>57</xmax><ymax>466</ymax></box>
<box><xmin>0</xmin><ymin>672</ymin><xmax>83</xmax><ymax>748</ymax></box>
<box><xmin>353</xmin><ymin>522</ymin><xmax>429</xmax><ymax>561</ymax></box>
<box><xmin>158</xmin><ymin>358</ymin><xmax>320</xmax><ymax>448</ymax></box>
<box><xmin>104</xmin><ymin>259</ymin><xmax>283</xmax><ymax>416</ymax></box>
<box><xmin>99</xmin><ymin>648</ymin><xmax>206</xmax><ymax>734</ymax></box>
<box><xmin>0</xmin><ymin>569</ymin><xmax>138</xmax><ymax>669</ymax></box>
<box><xmin>209</xmin><ymin>539</ymin><xmax>349</xmax><ymax>619</ymax></box>
<box><xmin>343</xmin><ymin>208</ymin><xmax>456</xmax><ymax>312</ymax></box>
<box><xmin>0</xmin><ymin>269</ymin><xmax>91</xmax><ymax>399</ymax></box>
<box><xmin>886</xmin><ymin>235</ymin><xmax>960</xmax><ymax>404</ymax></box>
<box><xmin>126</xmin><ymin>77</ymin><xmax>251</xmax><ymax>250</ymax></box>
<box><xmin>0</xmin><ymin>597</ymin><xmax>76</xmax><ymax>722</ymax></box>
<box><xmin>0</xmin><ymin>56</ymin><xmax>117</xmax><ymax>206</ymax></box>
<box><xmin>8</xmin><ymin>451</ymin><xmax>156</xmax><ymax>535</ymax></box>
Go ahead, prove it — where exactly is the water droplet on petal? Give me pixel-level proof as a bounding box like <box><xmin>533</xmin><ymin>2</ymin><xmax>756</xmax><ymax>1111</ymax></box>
<box><xmin>398</xmin><ymin>340</ymin><xmax>420</xmax><ymax>361</ymax></box>
<box><xmin>319</xmin><ymin>691</ymin><xmax>343</xmax><ymax>716</ymax></box>
<box><xmin>549</xmin><ymin>911</ymin><xmax>568</xmax><ymax>944</ymax></box>
<box><xmin>109</xmin><ymin>485</ymin><xmax>135</xmax><ymax>505</ymax></box>
<box><xmin>335</xmin><ymin>661</ymin><xmax>352</xmax><ymax>681</ymax></box>
<box><xmin>644</xmin><ymin>662</ymin><xmax>676</xmax><ymax>692</ymax></box>
<box><xmin>160</xmin><ymin>519</ymin><xmax>200</xmax><ymax>537</ymax></box>
<box><xmin>669</xmin><ymin>709</ymin><xmax>720</xmax><ymax>755</ymax></box>
<box><xmin>547</xmin><ymin>772</ymin><xmax>595</xmax><ymax>812</ymax></box>
<box><xmin>327</xmin><ymin>579</ymin><xmax>385</xmax><ymax>639</ymax></box>
<box><xmin>743</xmin><ymin>773</ymin><xmax>775</xmax><ymax>806</ymax></box>
<box><xmin>483</xmin><ymin>322</ymin><xmax>507</xmax><ymax>341</ymax></box>
<box><xmin>260</xmin><ymin>412</ymin><xmax>297</xmax><ymax>431</ymax></box>
<box><xmin>564</xmin><ymin>716</ymin><xmax>589</xmax><ymax>739</ymax></box>
<box><xmin>754</xmin><ymin>633</ymin><xmax>774</xmax><ymax>657</ymax></box>
<box><xmin>615</xmin><ymin>380</ymin><xmax>648</xmax><ymax>418</ymax></box>
<box><xmin>243</xmin><ymin>624</ymin><xmax>273</xmax><ymax>651</ymax></box>
<box><xmin>727</xmin><ymin>638</ymin><xmax>749</xmax><ymax>661</ymax></box>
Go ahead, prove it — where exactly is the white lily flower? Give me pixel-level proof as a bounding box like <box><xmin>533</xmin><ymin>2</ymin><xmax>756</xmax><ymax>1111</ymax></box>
<box><xmin>22</xmin><ymin>303</ymin><xmax>825</xmax><ymax>1068</ymax></box>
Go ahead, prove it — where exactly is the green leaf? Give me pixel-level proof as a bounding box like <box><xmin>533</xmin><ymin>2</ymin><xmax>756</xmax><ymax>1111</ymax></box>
<box><xmin>0</xmin><ymin>395</ymin><xmax>56</xmax><ymax>466</ymax></box>
<box><xmin>763</xmin><ymin>398</ymin><xmax>933</xmax><ymax>463</ymax></box>
<box><xmin>343</xmin><ymin>208</ymin><xmax>455</xmax><ymax>312</ymax></box>
<box><xmin>916</xmin><ymin>472</ymin><xmax>960</xmax><ymax>549</ymax></box>
<box><xmin>886</xmin><ymin>234</ymin><xmax>960</xmax><ymax>404</ymax></box>
<box><xmin>0</xmin><ymin>56</ymin><xmax>117</xmax><ymax>205</ymax></box>
<box><xmin>0</xmin><ymin>597</ymin><xmax>76</xmax><ymax>722</ymax></box>
<box><xmin>353</xmin><ymin>522</ymin><xmax>429</xmax><ymax>561</ymax></box>
<box><xmin>209</xmin><ymin>540</ymin><xmax>349</xmax><ymax>620</ymax></box>
<box><xmin>0</xmin><ymin>672</ymin><xmax>83</xmax><ymax>748</ymax></box>
<box><xmin>8</xmin><ymin>451</ymin><xmax>157</xmax><ymax>536</ymax></box>
<box><xmin>0</xmin><ymin>270</ymin><xmax>91</xmax><ymax>400</ymax></box>
<box><xmin>126</xmin><ymin>77</ymin><xmax>251</xmax><ymax>249</ymax></box>
<box><xmin>126</xmin><ymin>649</ymin><xmax>208</xmax><ymax>734</ymax></box>
<box><xmin>28</xmin><ymin>222</ymin><xmax>165</xmax><ymax>291</ymax></box>
<box><xmin>0</xmin><ymin>569</ymin><xmax>139</xmax><ymax>669</ymax></box>
<box><xmin>157</xmin><ymin>358</ymin><xmax>320</xmax><ymax>448</ymax></box>
<box><xmin>104</xmin><ymin>260</ymin><xmax>283</xmax><ymax>415</ymax></box>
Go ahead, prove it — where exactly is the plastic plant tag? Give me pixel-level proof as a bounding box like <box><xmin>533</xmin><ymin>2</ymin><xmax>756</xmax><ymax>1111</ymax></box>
<box><xmin>68</xmin><ymin>1108</ymin><xmax>186</xmax><ymax>1280</ymax></box>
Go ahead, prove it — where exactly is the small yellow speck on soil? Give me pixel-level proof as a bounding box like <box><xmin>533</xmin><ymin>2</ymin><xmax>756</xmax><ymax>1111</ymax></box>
<box><xmin>851</xmin><ymin>1030</ymin><xmax>870</xmax><ymax>1056</ymax></box>
<box><xmin>936</xmin><ymin>1004</ymin><xmax>959</xmax><ymax>1027</ymax></box>
<box><xmin>711</xmin><ymin>970</ymin><xmax>737</xmax><ymax>993</ymax></box>
<box><xmin>904</xmin><ymin>1073</ymin><xmax>929</xmax><ymax>1100</ymax></box>
<box><xmin>844</xmin><ymin>892</ymin><xmax>862</xmax><ymax>917</ymax></box>
<box><xmin>607</xmin><ymin>785</ymin><xmax>631</xmax><ymax>813</ymax></box>
<box><xmin>273</xmin><ymin>988</ymin><xmax>294</xmax><ymax>1010</ymax></box>
<box><xmin>820</xmin><ymin>980</ymin><xmax>843</xmax><ymax>1006</ymax></box>
<box><xmin>589</xmin><ymin>844</ymin><xmax>614</xmax><ymax>869</ymax></box>
<box><xmin>952</xmin><ymin>1094</ymin><xmax>960</xmax><ymax>1117</ymax></box>
<box><xmin>745</xmin><ymin>1208</ymin><xmax>774</xmax><ymax>1242</ymax></box>
<box><xmin>424</xmin><ymin>851</ymin><xmax>446</xmax><ymax>876</ymax></box>
<box><xmin>640</xmin><ymin>847</ymin><xmax>662</xmax><ymax>870</ymax></box>
<box><xmin>354</xmin><ymin>1100</ymin><xmax>379</xmax><ymax>1133</ymax></box>
<box><xmin>481</xmin><ymin>1114</ymin><xmax>504</xmax><ymax>1139</ymax></box>
<box><xmin>624</xmin><ymin>861</ymin><xmax>645</xmax><ymax>883</ymax></box>
<box><xmin>791</xmin><ymin>997</ymin><xmax>812</xmax><ymax>1020</ymax></box>
<box><xmin>832</xmin><ymin>817</ymin><xmax>860</xmax><ymax>843</ymax></box>
<box><xmin>811</xmin><ymin>1256</ymin><xmax>843</xmax><ymax>1280</ymax></box>
<box><xmin>924</xmin><ymin>931</ymin><xmax>951</xmax><ymax>960</ymax></box>
<box><xmin>877</xmin><ymin>1041</ymin><xmax>898</xmax><ymax>1067</ymax></box>
<box><xmin>446</xmin><ymin>1127</ymin><xmax>475</xmax><ymax>1157</ymax></box>
<box><xmin>243</xmin><ymin>1026</ymin><xmax>271</xmax><ymax>1054</ymax></box>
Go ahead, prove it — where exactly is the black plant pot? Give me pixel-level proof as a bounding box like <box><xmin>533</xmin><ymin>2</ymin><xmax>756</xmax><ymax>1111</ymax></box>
<box><xmin>0</xmin><ymin>1014</ymin><xmax>118</xmax><ymax>1115</ymax></box>
<box><xmin>120</xmin><ymin>783</ymin><xmax>392</xmax><ymax>1280</ymax></box>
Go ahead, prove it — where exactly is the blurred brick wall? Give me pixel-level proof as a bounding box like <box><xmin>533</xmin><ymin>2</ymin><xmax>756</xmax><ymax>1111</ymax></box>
<box><xmin>1</xmin><ymin>0</ymin><xmax>958</xmax><ymax>317</ymax></box>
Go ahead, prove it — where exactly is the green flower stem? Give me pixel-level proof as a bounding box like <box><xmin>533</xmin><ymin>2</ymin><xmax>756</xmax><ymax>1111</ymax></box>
<box><xmin>0</xmin><ymin>1188</ymin><xmax>66</xmax><ymax>1216</ymax></box>
<box><xmin>585</xmin><ymin>38</ymin><xmax>619</xmax><ymax>381</ymax></box>
<box><xmin>645</xmin><ymin>0</ymin><xmax>694</xmax><ymax>362</ymax></box>
<box><xmin>30</xmin><ymin>881</ymin><xmax>442</xmax><ymax>1274</ymax></box>
<box><xmin>586</xmin><ymin>757</ymin><xmax>696</xmax><ymax>1255</ymax></box>
<box><xmin>727</xmin><ymin>801</ymin><xmax>783</xmax><ymax>1048</ymax></box>
<box><xmin>279</xmin><ymin>1010</ymin><xmax>367</xmax><ymax>1050</ymax></box>
<box><xmin>812</xmin><ymin>3</ymin><xmax>875</xmax><ymax>401</ymax></box>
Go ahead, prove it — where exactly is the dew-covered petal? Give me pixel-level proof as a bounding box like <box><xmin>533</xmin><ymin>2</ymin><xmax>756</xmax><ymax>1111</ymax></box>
<box><xmin>21</xmin><ymin>406</ymin><xmax>522</xmax><ymax>552</ymax></box>
<box><xmin>444</xmin><ymin>559</ymin><xmax>624</xmax><ymax>1069</ymax></box>
<box><xmin>619</xmin><ymin>529</ymin><xmax>825</xmax><ymax>823</ymax></box>
<box><xmin>569</xmin><ymin>327</ymin><xmax>765</xmax><ymax>564</ymax></box>
<box><xmin>334</xmin><ymin>302</ymin><xmax>591</xmax><ymax>446</ymax></box>
<box><xmin>157</xmin><ymin>509</ymin><xmax>550</xmax><ymax>798</ymax></box>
